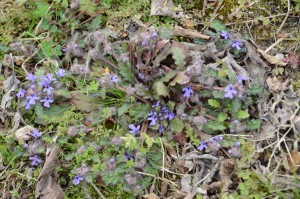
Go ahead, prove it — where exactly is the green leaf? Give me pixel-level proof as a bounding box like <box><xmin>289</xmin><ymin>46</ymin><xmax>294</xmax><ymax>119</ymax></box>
<box><xmin>153</xmin><ymin>81</ymin><xmax>169</xmax><ymax>97</ymax></box>
<box><xmin>217</xmin><ymin>112</ymin><xmax>227</xmax><ymax>122</ymax></box>
<box><xmin>87</xmin><ymin>80</ymin><xmax>99</xmax><ymax>93</ymax></box>
<box><xmin>208</xmin><ymin>99</ymin><xmax>220</xmax><ymax>108</ymax></box>
<box><xmin>35</xmin><ymin>103</ymin><xmax>72</xmax><ymax>125</ymax></box>
<box><xmin>207</xmin><ymin>121</ymin><xmax>226</xmax><ymax>131</ymax></box>
<box><xmin>33</xmin><ymin>2</ymin><xmax>49</xmax><ymax>18</ymax></box>
<box><xmin>247</xmin><ymin>119</ymin><xmax>261</xmax><ymax>130</ymax></box>
<box><xmin>211</xmin><ymin>20</ymin><xmax>226</xmax><ymax>32</ymax></box>
<box><xmin>170</xmin><ymin>118</ymin><xmax>184</xmax><ymax>132</ymax></box>
<box><xmin>119</xmin><ymin>62</ymin><xmax>135</xmax><ymax>83</ymax></box>
<box><xmin>237</xmin><ymin>110</ymin><xmax>250</xmax><ymax>119</ymax></box>
<box><xmin>159</xmin><ymin>71</ymin><xmax>177</xmax><ymax>82</ymax></box>
<box><xmin>130</xmin><ymin>103</ymin><xmax>151</xmax><ymax>121</ymax></box>
<box><xmin>172</xmin><ymin>46</ymin><xmax>186</xmax><ymax>71</ymax></box>
<box><xmin>118</xmin><ymin>103</ymin><xmax>131</xmax><ymax>116</ymax></box>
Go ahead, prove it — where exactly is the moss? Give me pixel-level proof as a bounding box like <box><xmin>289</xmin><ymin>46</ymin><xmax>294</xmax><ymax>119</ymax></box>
<box><xmin>0</xmin><ymin>0</ymin><xmax>34</xmax><ymax>44</ymax></box>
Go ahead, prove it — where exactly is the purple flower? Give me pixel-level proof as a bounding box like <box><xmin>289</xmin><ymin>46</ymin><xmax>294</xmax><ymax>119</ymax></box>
<box><xmin>224</xmin><ymin>84</ymin><xmax>237</xmax><ymax>99</ymax></box>
<box><xmin>152</xmin><ymin>101</ymin><xmax>160</xmax><ymax>108</ymax></box>
<box><xmin>220</xmin><ymin>30</ymin><xmax>230</xmax><ymax>40</ymax></box>
<box><xmin>147</xmin><ymin>111</ymin><xmax>158</xmax><ymax>126</ymax></box>
<box><xmin>30</xmin><ymin>129</ymin><xmax>42</xmax><ymax>139</ymax></box>
<box><xmin>110</xmin><ymin>75</ymin><xmax>119</xmax><ymax>83</ymax></box>
<box><xmin>26</xmin><ymin>73</ymin><xmax>36</xmax><ymax>83</ymax></box>
<box><xmin>110</xmin><ymin>158</ymin><xmax>115</xmax><ymax>164</ymax></box>
<box><xmin>129</xmin><ymin>124</ymin><xmax>140</xmax><ymax>136</ymax></box>
<box><xmin>164</xmin><ymin>112</ymin><xmax>176</xmax><ymax>120</ymax></box>
<box><xmin>27</xmin><ymin>94</ymin><xmax>39</xmax><ymax>105</ymax></box>
<box><xmin>55</xmin><ymin>68</ymin><xmax>66</xmax><ymax>79</ymax></box>
<box><xmin>151</xmin><ymin>31</ymin><xmax>158</xmax><ymax>38</ymax></box>
<box><xmin>214</xmin><ymin>135</ymin><xmax>223</xmax><ymax>143</ymax></box>
<box><xmin>24</xmin><ymin>100</ymin><xmax>31</xmax><ymax>109</ymax></box>
<box><xmin>182</xmin><ymin>86</ymin><xmax>193</xmax><ymax>98</ymax></box>
<box><xmin>237</xmin><ymin>75</ymin><xmax>247</xmax><ymax>83</ymax></box>
<box><xmin>124</xmin><ymin>152</ymin><xmax>134</xmax><ymax>160</ymax></box>
<box><xmin>29</xmin><ymin>155</ymin><xmax>42</xmax><ymax>166</ymax></box>
<box><xmin>161</xmin><ymin>106</ymin><xmax>168</xmax><ymax>113</ymax></box>
<box><xmin>232</xmin><ymin>40</ymin><xmax>243</xmax><ymax>50</ymax></box>
<box><xmin>73</xmin><ymin>175</ymin><xmax>84</xmax><ymax>185</ymax></box>
<box><xmin>16</xmin><ymin>89</ymin><xmax>26</xmax><ymax>98</ymax></box>
<box><xmin>158</xmin><ymin>124</ymin><xmax>164</xmax><ymax>134</ymax></box>
<box><xmin>236</xmin><ymin>141</ymin><xmax>241</xmax><ymax>147</ymax></box>
<box><xmin>39</xmin><ymin>73</ymin><xmax>56</xmax><ymax>87</ymax></box>
<box><xmin>43</xmin><ymin>85</ymin><xmax>53</xmax><ymax>95</ymax></box>
<box><xmin>24</xmin><ymin>143</ymin><xmax>29</xmax><ymax>148</ymax></box>
<box><xmin>197</xmin><ymin>141</ymin><xmax>208</xmax><ymax>151</ymax></box>
<box><xmin>40</xmin><ymin>96</ymin><xmax>53</xmax><ymax>108</ymax></box>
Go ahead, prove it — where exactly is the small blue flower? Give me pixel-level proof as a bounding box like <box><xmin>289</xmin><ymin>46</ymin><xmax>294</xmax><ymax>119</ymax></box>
<box><xmin>197</xmin><ymin>141</ymin><xmax>208</xmax><ymax>151</ymax></box>
<box><xmin>110</xmin><ymin>75</ymin><xmax>119</xmax><ymax>83</ymax></box>
<box><xmin>124</xmin><ymin>152</ymin><xmax>134</xmax><ymax>160</ymax></box>
<box><xmin>73</xmin><ymin>175</ymin><xmax>84</xmax><ymax>185</ymax></box>
<box><xmin>232</xmin><ymin>40</ymin><xmax>243</xmax><ymax>50</ymax></box>
<box><xmin>24</xmin><ymin>100</ymin><xmax>31</xmax><ymax>109</ymax></box>
<box><xmin>27</xmin><ymin>94</ymin><xmax>39</xmax><ymax>105</ymax></box>
<box><xmin>161</xmin><ymin>106</ymin><xmax>169</xmax><ymax>113</ymax></box>
<box><xmin>128</xmin><ymin>124</ymin><xmax>140</xmax><ymax>136</ymax></box>
<box><xmin>29</xmin><ymin>155</ymin><xmax>42</xmax><ymax>166</ymax></box>
<box><xmin>26</xmin><ymin>73</ymin><xmax>36</xmax><ymax>83</ymax></box>
<box><xmin>152</xmin><ymin>101</ymin><xmax>160</xmax><ymax>108</ymax></box>
<box><xmin>30</xmin><ymin>129</ymin><xmax>42</xmax><ymax>139</ymax></box>
<box><xmin>110</xmin><ymin>158</ymin><xmax>115</xmax><ymax>164</ymax></box>
<box><xmin>16</xmin><ymin>89</ymin><xmax>26</xmax><ymax>98</ymax></box>
<box><xmin>151</xmin><ymin>31</ymin><xmax>158</xmax><ymax>38</ymax></box>
<box><xmin>220</xmin><ymin>30</ymin><xmax>230</xmax><ymax>40</ymax></box>
<box><xmin>182</xmin><ymin>86</ymin><xmax>193</xmax><ymax>98</ymax></box>
<box><xmin>236</xmin><ymin>141</ymin><xmax>241</xmax><ymax>147</ymax></box>
<box><xmin>158</xmin><ymin>124</ymin><xmax>164</xmax><ymax>134</ymax></box>
<box><xmin>237</xmin><ymin>75</ymin><xmax>247</xmax><ymax>83</ymax></box>
<box><xmin>147</xmin><ymin>111</ymin><xmax>158</xmax><ymax>126</ymax></box>
<box><xmin>43</xmin><ymin>85</ymin><xmax>54</xmax><ymax>95</ymax></box>
<box><xmin>224</xmin><ymin>84</ymin><xmax>237</xmax><ymax>99</ymax></box>
<box><xmin>40</xmin><ymin>96</ymin><xmax>53</xmax><ymax>108</ymax></box>
<box><xmin>214</xmin><ymin>135</ymin><xmax>223</xmax><ymax>143</ymax></box>
<box><xmin>164</xmin><ymin>112</ymin><xmax>175</xmax><ymax>120</ymax></box>
<box><xmin>55</xmin><ymin>68</ymin><xmax>66</xmax><ymax>79</ymax></box>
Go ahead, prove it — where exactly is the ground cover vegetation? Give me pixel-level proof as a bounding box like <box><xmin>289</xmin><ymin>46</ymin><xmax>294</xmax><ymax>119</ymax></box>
<box><xmin>0</xmin><ymin>0</ymin><xmax>300</xmax><ymax>198</ymax></box>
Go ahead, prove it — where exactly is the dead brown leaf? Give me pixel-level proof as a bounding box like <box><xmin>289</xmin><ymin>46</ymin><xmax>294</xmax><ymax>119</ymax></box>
<box><xmin>266</xmin><ymin>76</ymin><xmax>290</xmax><ymax>92</ymax></box>
<box><xmin>219</xmin><ymin>159</ymin><xmax>235</xmax><ymax>192</ymax></box>
<box><xmin>35</xmin><ymin>146</ymin><xmax>63</xmax><ymax>199</ymax></box>
<box><xmin>169</xmin><ymin>71</ymin><xmax>190</xmax><ymax>86</ymax></box>
<box><xmin>244</xmin><ymin>41</ymin><xmax>270</xmax><ymax>86</ymax></box>
<box><xmin>14</xmin><ymin>125</ymin><xmax>35</xmax><ymax>142</ymax></box>
<box><xmin>288</xmin><ymin>150</ymin><xmax>300</xmax><ymax>171</ymax></box>
<box><xmin>165</xmin><ymin>143</ymin><xmax>178</xmax><ymax>159</ymax></box>
<box><xmin>173</xmin><ymin>132</ymin><xmax>187</xmax><ymax>146</ymax></box>
<box><xmin>143</xmin><ymin>193</ymin><xmax>160</xmax><ymax>199</ymax></box>
<box><xmin>258</xmin><ymin>49</ymin><xmax>287</xmax><ymax>66</ymax></box>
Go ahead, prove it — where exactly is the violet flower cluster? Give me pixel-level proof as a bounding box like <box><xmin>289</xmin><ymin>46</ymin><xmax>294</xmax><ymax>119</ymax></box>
<box><xmin>148</xmin><ymin>101</ymin><xmax>176</xmax><ymax>134</ymax></box>
<box><xmin>228</xmin><ymin>141</ymin><xmax>241</xmax><ymax>157</ymax></box>
<box><xmin>16</xmin><ymin>69</ymin><xmax>66</xmax><ymax>109</ymax></box>
<box><xmin>220</xmin><ymin>30</ymin><xmax>243</xmax><ymax>50</ymax></box>
<box><xmin>28</xmin><ymin>129</ymin><xmax>43</xmax><ymax>167</ymax></box>
<box><xmin>197</xmin><ymin>135</ymin><xmax>223</xmax><ymax>153</ymax></box>
<box><xmin>140</xmin><ymin>30</ymin><xmax>158</xmax><ymax>48</ymax></box>
<box><xmin>224</xmin><ymin>75</ymin><xmax>247</xmax><ymax>99</ymax></box>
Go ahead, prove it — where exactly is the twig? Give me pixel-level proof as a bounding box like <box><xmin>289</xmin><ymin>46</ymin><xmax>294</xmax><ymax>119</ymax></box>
<box><xmin>34</xmin><ymin>2</ymin><xmax>54</xmax><ymax>35</ymax></box>
<box><xmin>264</xmin><ymin>38</ymin><xmax>284</xmax><ymax>53</ymax></box>
<box><xmin>160</xmin><ymin>138</ymin><xmax>165</xmax><ymax>180</ymax></box>
<box><xmin>277</xmin><ymin>0</ymin><xmax>290</xmax><ymax>34</ymax></box>
<box><xmin>173</xmin><ymin>26</ymin><xmax>210</xmax><ymax>40</ymax></box>
<box><xmin>89</xmin><ymin>182</ymin><xmax>106</xmax><ymax>199</ymax></box>
<box><xmin>21</xmin><ymin>51</ymin><xmax>38</xmax><ymax>74</ymax></box>
<box><xmin>101</xmin><ymin>56</ymin><xmax>120</xmax><ymax>71</ymax></box>
<box><xmin>116</xmin><ymin>86</ymin><xmax>151</xmax><ymax>104</ymax></box>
